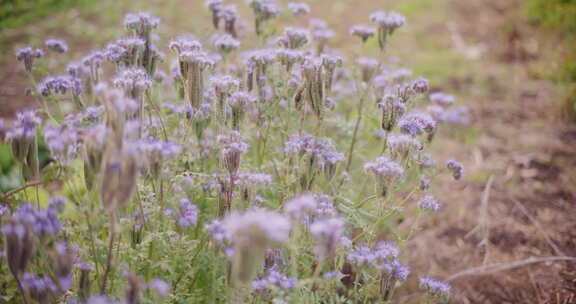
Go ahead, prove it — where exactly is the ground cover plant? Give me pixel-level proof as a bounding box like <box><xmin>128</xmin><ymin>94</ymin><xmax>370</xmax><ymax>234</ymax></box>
<box><xmin>0</xmin><ymin>1</ymin><xmax>472</xmax><ymax>303</ymax></box>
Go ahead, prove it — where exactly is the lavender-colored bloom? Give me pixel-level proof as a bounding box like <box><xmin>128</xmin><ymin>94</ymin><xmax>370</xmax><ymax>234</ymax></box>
<box><xmin>22</xmin><ymin>273</ymin><xmax>58</xmax><ymax>300</ymax></box>
<box><xmin>370</xmin><ymin>10</ymin><xmax>405</xmax><ymax>50</ymax></box>
<box><xmin>288</xmin><ymin>2</ymin><xmax>310</xmax><ymax>15</ymax></box>
<box><xmin>248</xmin><ymin>0</ymin><xmax>280</xmax><ymax>36</ymax></box>
<box><xmin>378</xmin><ymin>95</ymin><xmax>406</xmax><ymax>131</ymax></box>
<box><xmin>205</xmin><ymin>219</ymin><xmax>229</xmax><ymax>243</ymax></box>
<box><xmin>218</xmin><ymin>131</ymin><xmax>249</xmax><ymax>175</ymax></box>
<box><xmin>373</xmin><ymin>241</ymin><xmax>399</xmax><ymax>262</ymax></box>
<box><xmin>45</xmin><ymin>38</ymin><xmax>68</xmax><ymax>53</ymax></box>
<box><xmin>350</xmin><ymin>25</ymin><xmax>376</xmax><ymax>42</ymax></box>
<box><xmin>419</xmin><ymin>276</ymin><xmax>451</xmax><ymax>299</ymax></box>
<box><xmin>86</xmin><ymin>295</ymin><xmax>116</xmax><ymax>304</ymax></box>
<box><xmin>177</xmin><ymin>198</ymin><xmax>198</xmax><ymax>228</ymax></box>
<box><xmin>5</xmin><ymin>110</ymin><xmax>41</xmax><ymax>140</ymax></box>
<box><xmin>252</xmin><ymin>267</ymin><xmax>297</xmax><ymax>291</ymax></box>
<box><xmin>310</xmin><ymin>217</ymin><xmax>344</xmax><ymax>260</ymax></box>
<box><xmin>169</xmin><ymin>36</ymin><xmax>202</xmax><ymax>54</ymax></box>
<box><xmin>148</xmin><ymin>279</ymin><xmax>170</xmax><ymax>297</ymax></box>
<box><xmin>16</xmin><ymin>46</ymin><xmax>44</xmax><ymax>72</ymax></box>
<box><xmin>284</xmin><ymin>194</ymin><xmax>317</xmax><ymax>219</ymax></box>
<box><xmin>439</xmin><ymin>106</ymin><xmax>470</xmax><ymax>125</ymax></box>
<box><xmin>0</xmin><ymin>204</ymin><xmax>8</xmax><ymax>217</ymax></box>
<box><xmin>347</xmin><ymin>245</ymin><xmax>375</xmax><ymax>266</ymax></box>
<box><xmin>429</xmin><ymin>92</ymin><xmax>455</xmax><ymax>106</ymax></box>
<box><xmin>363</xmin><ymin>156</ymin><xmax>404</xmax><ymax>181</ymax></box>
<box><xmin>38</xmin><ymin>74</ymin><xmax>82</xmax><ymax>97</ymax></box>
<box><xmin>284</xmin><ymin>134</ymin><xmax>344</xmax><ymax>167</ymax></box>
<box><xmin>281</xmin><ymin>27</ymin><xmax>310</xmax><ymax>49</ymax></box>
<box><xmin>207</xmin><ymin>0</ymin><xmax>224</xmax><ymax>28</ymax></box>
<box><xmin>380</xmin><ymin>259</ymin><xmax>410</xmax><ymax>281</ymax></box>
<box><xmin>369</xmin><ymin>10</ymin><xmax>406</xmax><ymax>30</ymax></box>
<box><xmin>420</xmin><ymin>177</ymin><xmax>430</xmax><ymax>190</ymax></box>
<box><xmin>387</xmin><ymin>134</ymin><xmax>422</xmax><ymax>157</ymax></box>
<box><xmin>356</xmin><ymin>57</ymin><xmax>379</xmax><ymax>82</ymax></box>
<box><xmin>412</xmin><ymin>77</ymin><xmax>429</xmax><ymax>93</ymax></box>
<box><xmin>398</xmin><ymin>111</ymin><xmax>436</xmax><ymax>136</ymax></box>
<box><xmin>418</xmin><ymin>194</ymin><xmax>441</xmax><ymax>212</ymax></box>
<box><xmin>113</xmin><ymin>67</ymin><xmax>152</xmax><ymax>92</ymax></box>
<box><xmin>213</xmin><ymin>34</ymin><xmax>240</xmax><ymax>55</ymax></box>
<box><xmin>219</xmin><ymin>4</ymin><xmax>239</xmax><ymax>37</ymax></box>
<box><xmin>48</xmin><ymin>197</ymin><xmax>67</xmax><ymax>213</ymax></box>
<box><xmin>43</xmin><ymin>122</ymin><xmax>80</xmax><ymax>163</ymax></box>
<box><xmin>124</xmin><ymin>12</ymin><xmax>160</xmax><ymax>37</ymax></box>
<box><xmin>223</xmin><ymin>208</ymin><xmax>291</xmax><ymax>245</ymax></box>
<box><xmin>446</xmin><ymin>159</ymin><xmax>463</xmax><ymax>180</ymax></box>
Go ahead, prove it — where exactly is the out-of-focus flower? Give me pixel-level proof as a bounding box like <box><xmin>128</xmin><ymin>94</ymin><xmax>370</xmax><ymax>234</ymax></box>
<box><xmin>288</xmin><ymin>2</ymin><xmax>310</xmax><ymax>16</ymax></box>
<box><xmin>45</xmin><ymin>38</ymin><xmax>68</xmax><ymax>53</ymax></box>
<box><xmin>16</xmin><ymin>46</ymin><xmax>44</xmax><ymax>72</ymax></box>
<box><xmin>447</xmin><ymin>159</ymin><xmax>463</xmax><ymax>180</ymax></box>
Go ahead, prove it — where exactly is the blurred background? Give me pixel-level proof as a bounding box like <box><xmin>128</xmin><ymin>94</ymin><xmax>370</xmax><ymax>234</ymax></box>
<box><xmin>1</xmin><ymin>0</ymin><xmax>575</xmax><ymax>302</ymax></box>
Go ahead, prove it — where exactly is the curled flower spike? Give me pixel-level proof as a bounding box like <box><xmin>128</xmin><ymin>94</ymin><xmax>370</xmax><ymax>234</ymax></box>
<box><xmin>104</xmin><ymin>36</ymin><xmax>145</xmax><ymax>66</ymax></box>
<box><xmin>45</xmin><ymin>38</ymin><xmax>68</xmax><ymax>53</ymax></box>
<box><xmin>419</xmin><ymin>276</ymin><xmax>451</xmax><ymax>300</ymax></box>
<box><xmin>220</xmin><ymin>4</ymin><xmax>239</xmax><ymax>37</ymax></box>
<box><xmin>124</xmin><ymin>12</ymin><xmax>160</xmax><ymax>39</ymax></box>
<box><xmin>288</xmin><ymin>2</ymin><xmax>310</xmax><ymax>16</ymax></box>
<box><xmin>369</xmin><ymin>10</ymin><xmax>406</xmax><ymax>51</ymax></box>
<box><xmin>1</xmin><ymin>219</ymin><xmax>37</xmax><ymax>277</ymax></box>
<box><xmin>213</xmin><ymin>34</ymin><xmax>240</xmax><ymax>56</ymax></box>
<box><xmin>179</xmin><ymin>50</ymin><xmax>215</xmax><ymax>109</ymax></box>
<box><xmin>16</xmin><ymin>46</ymin><xmax>44</xmax><ymax>72</ymax></box>
<box><xmin>229</xmin><ymin>91</ymin><xmax>257</xmax><ymax>130</ymax></box>
<box><xmin>169</xmin><ymin>36</ymin><xmax>202</xmax><ymax>55</ymax></box>
<box><xmin>418</xmin><ymin>194</ymin><xmax>441</xmax><ymax>212</ymax></box>
<box><xmin>446</xmin><ymin>159</ymin><xmax>464</xmax><ymax>180</ymax></box>
<box><xmin>206</xmin><ymin>0</ymin><xmax>224</xmax><ymax>29</ymax></box>
<box><xmin>280</xmin><ymin>27</ymin><xmax>310</xmax><ymax>49</ymax></box>
<box><xmin>5</xmin><ymin>110</ymin><xmax>41</xmax><ymax>141</ymax></box>
<box><xmin>211</xmin><ymin>74</ymin><xmax>240</xmax><ymax>122</ymax></box>
<box><xmin>350</xmin><ymin>24</ymin><xmax>376</xmax><ymax>42</ymax></box>
<box><xmin>378</xmin><ymin>95</ymin><xmax>406</xmax><ymax>132</ymax></box>
<box><xmin>218</xmin><ymin>131</ymin><xmax>249</xmax><ymax>176</ymax></box>
<box><xmin>22</xmin><ymin>273</ymin><xmax>58</xmax><ymax>302</ymax></box>
<box><xmin>313</xmin><ymin>28</ymin><xmax>334</xmax><ymax>54</ymax></box>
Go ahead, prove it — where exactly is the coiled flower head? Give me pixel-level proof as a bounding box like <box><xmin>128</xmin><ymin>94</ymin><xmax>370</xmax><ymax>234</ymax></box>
<box><xmin>16</xmin><ymin>46</ymin><xmax>44</xmax><ymax>72</ymax></box>
<box><xmin>288</xmin><ymin>2</ymin><xmax>310</xmax><ymax>16</ymax></box>
<box><xmin>350</xmin><ymin>24</ymin><xmax>376</xmax><ymax>42</ymax></box>
<box><xmin>45</xmin><ymin>38</ymin><xmax>68</xmax><ymax>53</ymax></box>
<box><xmin>369</xmin><ymin>10</ymin><xmax>405</xmax><ymax>50</ymax></box>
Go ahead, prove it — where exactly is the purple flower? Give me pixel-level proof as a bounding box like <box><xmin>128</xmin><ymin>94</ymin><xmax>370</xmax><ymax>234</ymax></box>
<box><xmin>124</xmin><ymin>12</ymin><xmax>160</xmax><ymax>37</ymax></box>
<box><xmin>45</xmin><ymin>38</ymin><xmax>68</xmax><ymax>53</ymax></box>
<box><xmin>252</xmin><ymin>267</ymin><xmax>297</xmax><ymax>291</ymax></box>
<box><xmin>380</xmin><ymin>259</ymin><xmax>410</xmax><ymax>281</ymax></box>
<box><xmin>169</xmin><ymin>36</ymin><xmax>202</xmax><ymax>54</ymax></box>
<box><xmin>412</xmin><ymin>77</ymin><xmax>429</xmax><ymax>94</ymax></box>
<box><xmin>5</xmin><ymin>110</ymin><xmax>41</xmax><ymax>140</ymax></box>
<box><xmin>419</xmin><ymin>276</ymin><xmax>451</xmax><ymax>299</ymax></box>
<box><xmin>429</xmin><ymin>92</ymin><xmax>455</xmax><ymax>106</ymax></box>
<box><xmin>38</xmin><ymin>74</ymin><xmax>82</xmax><ymax>96</ymax></box>
<box><xmin>288</xmin><ymin>2</ymin><xmax>310</xmax><ymax>15</ymax></box>
<box><xmin>284</xmin><ymin>194</ymin><xmax>317</xmax><ymax>219</ymax></box>
<box><xmin>223</xmin><ymin>208</ymin><xmax>291</xmax><ymax>245</ymax></box>
<box><xmin>310</xmin><ymin>217</ymin><xmax>345</xmax><ymax>260</ymax></box>
<box><xmin>177</xmin><ymin>198</ymin><xmax>198</xmax><ymax>228</ymax></box>
<box><xmin>48</xmin><ymin>197</ymin><xmax>67</xmax><ymax>213</ymax></box>
<box><xmin>218</xmin><ymin>131</ymin><xmax>249</xmax><ymax>175</ymax></box>
<box><xmin>43</xmin><ymin>122</ymin><xmax>80</xmax><ymax>163</ymax></box>
<box><xmin>439</xmin><ymin>106</ymin><xmax>470</xmax><ymax>125</ymax></box>
<box><xmin>86</xmin><ymin>295</ymin><xmax>116</xmax><ymax>304</ymax></box>
<box><xmin>205</xmin><ymin>219</ymin><xmax>229</xmax><ymax>243</ymax></box>
<box><xmin>22</xmin><ymin>273</ymin><xmax>58</xmax><ymax>300</ymax></box>
<box><xmin>387</xmin><ymin>134</ymin><xmax>422</xmax><ymax>157</ymax></box>
<box><xmin>0</xmin><ymin>204</ymin><xmax>9</xmax><ymax>217</ymax></box>
<box><xmin>350</xmin><ymin>24</ymin><xmax>376</xmax><ymax>42</ymax></box>
<box><xmin>447</xmin><ymin>159</ymin><xmax>464</xmax><ymax>180</ymax></box>
<box><xmin>369</xmin><ymin>11</ymin><xmax>406</xmax><ymax>30</ymax></box>
<box><xmin>418</xmin><ymin>194</ymin><xmax>441</xmax><ymax>212</ymax></box>
<box><xmin>363</xmin><ymin>156</ymin><xmax>404</xmax><ymax>181</ymax></box>
<box><xmin>213</xmin><ymin>34</ymin><xmax>240</xmax><ymax>54</ymax></box>
<box><xmin>148</xmin><ymin>279</ymin><xmax>170</xmax><ymax>297</ymax></box>
<box><xmin>284</xmin><ymin>134</ymin><xmax>344</xmax><ymax>167</ymax></box>
<box><xmin>16</xmin><ymin>46</ymin><xmax>44</xmax><ymax>72</ymax></box>
<box><xmin>398</xmin><ymin>111</ymin><xmax>436</xmax><ymax>136</ymax></box>
<box><xmin>347</xmin><ymin>245</ymin><xmax>375</xmax><ymax>266</ymax></box>
<box><xmin>112</xmin><ymin>67</ymin><xmax>152</xmax><ymax>92</ymax></box>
